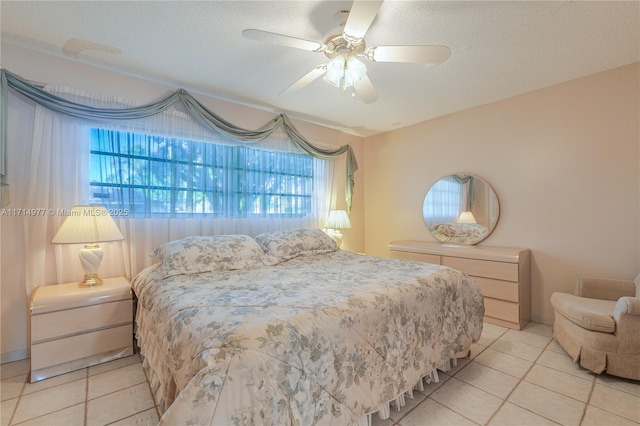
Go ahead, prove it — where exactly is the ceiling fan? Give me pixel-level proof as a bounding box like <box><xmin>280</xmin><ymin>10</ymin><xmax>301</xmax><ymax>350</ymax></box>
<box><xmin>242</xmin><ymin>0</ymin><xmax>451</xmax><ymax>103</ymax></box>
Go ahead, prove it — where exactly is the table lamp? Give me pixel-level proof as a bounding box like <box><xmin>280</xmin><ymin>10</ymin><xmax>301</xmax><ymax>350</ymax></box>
<box><xmin>51</xmin><ymin>205</ymin><xmax>124</xmax><ymax>287</ymax></box>
<box><xmin>325</xmin><ymin>209</ymin><xmax>351</xmax><ymax>247</ymax></box>
<box><xmin>456</xmin><ymin>211</ymin><xmax>477</xmax><ymax>224</ymax></box>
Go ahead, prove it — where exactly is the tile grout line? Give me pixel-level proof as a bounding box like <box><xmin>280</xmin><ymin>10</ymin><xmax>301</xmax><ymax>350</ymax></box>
<box><xmin>390</xmin><ymin>344</ymin><xmax>485</xmax><ymax>425</ymax></box>
<box><xmin>495</xmin><ymin>332</ymin><xmax>637</xmax><ymax>425</ymax></box>
<box><xmin>426</xmin><ymin>327</ymin><xmax>512</xmax><ymax>426</ymax></box>
<box><xmin>424</xmin><ymin>394</ymin><xmax>483</xmax><ymax>426</ymax></box>
<box><xmin>84</xmin><ymin>367</ymin><xmax>89</xmax><ymax>426</ymax></box>
<box><xmin>391</xmin><ymin>372</ymin><xmax>454</xmax><ymax>425</ymax></box>
<box><xmin>393</xmin><ymin>327</ymin><xmax>506</xmax><ymax>425</ymax></box>
<box><xmin>6</xmin><ymin>394</ymin><xmax>19</xmax><ymax>426</ymax></box>
<box><xmin>88</xmin><ymin>356</ymin><xmax>158</xmax><ymax>424</ymax></box>
<box><xmin>481</xmin><ymin>333</ymin><xmax>558</xmax><ymax>426</ymax></box>
<box><xmin>12</xmin><ymin>402</ymin><xmax>86</xmax><ymax>426</ymax></box>
<box><xmin>11</xmin><ymin>368</ymin><xmax>88</xmax><ymax>426</ymax></box>
<box><xmin>82</xmin><ymin>357</ymin><xmax>154</xmax><ymax>425</ymax></box>
<box><xmin>87</xmin><ymin>380</ymin><xmax>148</xmax><ymax>402</ymax></box>
<box><xmin>6</xmin><ymin>371</ymin><xmax>27</xmax><ymax>426</ymax></box>
<box><xmin>579</xmin><ymin>374</ymin><xmax>598</xmax><ymax>426</ymax></box>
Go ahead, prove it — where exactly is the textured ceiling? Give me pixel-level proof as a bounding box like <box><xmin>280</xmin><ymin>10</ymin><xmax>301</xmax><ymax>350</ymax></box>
<box><xmin>2</xmin><ymin>1</ymin><xmax>639</xmax><ymax>136</ymax></box>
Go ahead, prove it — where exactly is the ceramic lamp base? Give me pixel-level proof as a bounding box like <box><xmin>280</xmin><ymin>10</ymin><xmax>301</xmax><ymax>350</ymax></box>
<box><xmin>78</xmin><ymin>244</ymin><xmax>104</xmax><ymax>287</ymax></box>
<box><xmin>79</xmin><ymin>274</ymin><xmax>104</xmax><ymax>287</ymax></box>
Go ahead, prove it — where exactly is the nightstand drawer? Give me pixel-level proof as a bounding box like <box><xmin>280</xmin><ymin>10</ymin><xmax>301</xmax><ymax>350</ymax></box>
<box><xmin>30</xmin><ymin>278</ymin><xmax>131</xmax><ymax>314</ymax></box>
<box><xmin>31</xmin><ymin>324</ymin><xmax>133</xmax><ymax>370</ymax></box>
<box><xmin>30</xmin><ymin>277</ymin><xmax>134</xmax><ymax>382</ymax></box>
<box><xmin>31</xmin><ymin>300</ymin><xmax>132</xmax><ymax>343</ymax></box>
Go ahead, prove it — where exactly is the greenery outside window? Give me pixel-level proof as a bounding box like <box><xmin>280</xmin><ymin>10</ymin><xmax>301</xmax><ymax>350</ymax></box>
<box><xmin>89</xmin><ymin>128</ymin><xmax>316</xmax><ymax>218</ymax></box>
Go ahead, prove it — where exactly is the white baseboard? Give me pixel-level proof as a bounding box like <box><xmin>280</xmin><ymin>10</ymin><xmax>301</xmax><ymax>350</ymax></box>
<box><xmin>1</xmin><ymin>348</ymin><xmax>29</xmax><ymax>364</ymax></box>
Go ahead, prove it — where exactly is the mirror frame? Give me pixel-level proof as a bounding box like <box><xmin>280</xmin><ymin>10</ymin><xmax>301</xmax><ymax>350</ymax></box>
<box><xmin>422</xmin><ymin>173</ymin><xmax>500</xmax><ymax>245</ymax></box>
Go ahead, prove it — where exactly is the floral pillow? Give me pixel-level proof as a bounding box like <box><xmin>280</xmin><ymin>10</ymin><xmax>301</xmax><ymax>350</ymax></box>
<box><xmin>255</xmin><ymin>228</ymin><xmax>337</xmax><ymax>261</ymax></box>
<box><xmin>151</xmin><ymin>235</ymin><xmax>267</xmax><ymax>279</ymax></box>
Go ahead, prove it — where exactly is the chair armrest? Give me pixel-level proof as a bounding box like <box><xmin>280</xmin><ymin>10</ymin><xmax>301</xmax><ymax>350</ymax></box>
<box><xmin>615</xmin><ymin>296</ymin><xmax>640</xmax><ymax>319</ymax></box>
<box><xmin>614</xmin><ymin>297</ymin><xmax>640</xmax><ymax>354</ymax></box>
<box><xmin>575</xmin><ymin>277</ymin><xmax>635</xmax><ymax>301</ymax></box>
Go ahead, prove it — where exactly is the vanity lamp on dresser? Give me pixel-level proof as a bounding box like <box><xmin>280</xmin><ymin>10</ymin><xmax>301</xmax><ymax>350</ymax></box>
<box><xmin>389</xmin><ymin>240</ymin><xmax>531</xmax><ymax>330</ymax></box>
<box><xmin>29</xmin><ymin>205</ymin><xmax>133</xmax><ymax>382</ymax></box>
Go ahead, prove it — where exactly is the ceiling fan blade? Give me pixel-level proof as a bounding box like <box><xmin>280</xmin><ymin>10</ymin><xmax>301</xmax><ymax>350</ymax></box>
<box><xmin>365</xmin><ymin>45</ymin><xmax>451</xmax><ymax>63</ymax></box>
<box><xmin>343</xmin><ymin>0</ymin><xmax>384</xmax><ymax>41</ymax></box>
<box><xmin>280</xmin><ymin>65</ymin><xmax>327</xmax><ymax>95</ymax></box>
<box><xmin>242</xmin><ymin>29</ymin><xmax>326</xmax><ymax>52</ymax></box>
<box><xmin>354</xmin><ymin>75</ymin><xmax>378</xmax><ymax>103</ymax></box>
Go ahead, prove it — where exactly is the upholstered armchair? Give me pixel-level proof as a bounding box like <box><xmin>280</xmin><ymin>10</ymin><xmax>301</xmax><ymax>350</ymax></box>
<box><xmin>550</xmin><ymin>275</ymin><xmax>640</xmax><ymax>380</ymax></box>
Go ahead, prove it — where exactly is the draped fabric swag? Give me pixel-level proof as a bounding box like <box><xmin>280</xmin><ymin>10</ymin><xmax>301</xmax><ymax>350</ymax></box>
<box><xmin>0</xmin><ymin>68</ymin><xmax>358</xmax><ymax>210</ymax></box>
<box><xmin>453</xmin><ymin>174</ymin><xmax>475</xmax><ymax>212</ymax></box>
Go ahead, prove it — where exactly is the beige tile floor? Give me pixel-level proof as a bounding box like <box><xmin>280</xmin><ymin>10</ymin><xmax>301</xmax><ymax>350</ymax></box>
<box><xmin>1</xmin><ymin>322</ymin><xmax>639</xmax><ymax>425</ymax></box>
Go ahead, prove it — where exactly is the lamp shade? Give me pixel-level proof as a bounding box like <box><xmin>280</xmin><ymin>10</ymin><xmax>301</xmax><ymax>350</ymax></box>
<box><xmin>343</xmin><ymin>57</ymin><xmax>367</xmax><ymax>88</ymax></box>
<box><xmin>456</xmin><ymin>211</ymin><xmax>477</xmax><ymax>224</ymax></box>
<box><xmin>324</xmin><ymin>55</ymin><xmax>345</xmax><ymax>87</ymax></box>
<box><xmin>51</xmin><ymin>205</ymin><xmax>124</xmax><ymax>244</ymax></box>
<box><xmin>326</xmin><ymin>210</ymin><xmax>352</xmax><ymax>229</ymax></box>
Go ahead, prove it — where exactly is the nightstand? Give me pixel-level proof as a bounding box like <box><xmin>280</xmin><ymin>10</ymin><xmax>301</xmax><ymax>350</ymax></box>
<box><xmin>29</xmin><ymin>276</ymin><xmax>134</xmax><ymax>382</ymax></box>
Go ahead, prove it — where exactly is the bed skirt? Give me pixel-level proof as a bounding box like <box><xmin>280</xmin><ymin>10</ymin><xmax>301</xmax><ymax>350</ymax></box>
<box><xmin>136</xmin><ymin>306</ymin><xmax>468</xmax><ymax>425</ymax></box>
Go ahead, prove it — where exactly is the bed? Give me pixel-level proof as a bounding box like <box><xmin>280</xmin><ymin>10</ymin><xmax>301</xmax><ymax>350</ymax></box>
<box><xmin>131</xmin><ymin>228</ymin><xmax>484</xmax><ymax>425</ymax></box>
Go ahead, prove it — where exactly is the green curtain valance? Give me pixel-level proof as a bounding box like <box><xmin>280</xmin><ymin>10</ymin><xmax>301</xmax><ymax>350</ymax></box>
<box><xmin>0</xmin><ymin>68</ymin><xmax>357</xmax><ymax>210</ymax></box>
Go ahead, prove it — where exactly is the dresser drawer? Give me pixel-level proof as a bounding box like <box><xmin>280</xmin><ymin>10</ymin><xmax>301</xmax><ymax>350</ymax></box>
<box><xmin>442</xmin><ymin>256</ymin><xmax>519</xmax><ymax>282</ymax></box>
<box><xmin>474</xmin><ymin>277</ymin><xmax>519</xmax><ymax>302</ymax></box>
<box><xmin>483</xmin><ymin>298</ymin><xmax>520</xmax><ymax>323</ymax></box>
<box><xmin>389</xmin><ymin>250</ymin><xmax>440</xmax><ymax>264</ymax></box>
<box><xmin>32</xmin><ymin>300</ymin><xmax>132</xmax><ymax>343</ymax></box>
<box><xmin>31</xmin><ymin>324</ymin><xmax>133</xmax><ymax>370</ymax></box>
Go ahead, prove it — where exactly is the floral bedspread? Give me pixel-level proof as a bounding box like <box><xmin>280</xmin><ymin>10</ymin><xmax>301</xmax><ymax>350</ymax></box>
<box><xmin>132</xmin><ymin>250</ymin><xmax>484</xmax><ymax>425</ymax></box>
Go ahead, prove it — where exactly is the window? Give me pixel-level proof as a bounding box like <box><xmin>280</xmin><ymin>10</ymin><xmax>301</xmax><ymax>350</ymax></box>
<box><xmin>89</xmin><ymin>129</ymin><xmax>317</xmax><ymax>218</ymax></box>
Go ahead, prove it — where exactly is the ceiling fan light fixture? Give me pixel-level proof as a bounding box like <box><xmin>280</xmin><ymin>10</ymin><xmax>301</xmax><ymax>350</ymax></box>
<box><xmin>343</xmin><ymin>56</ymin><xmax>367</xmax><ymax>88</ymax></box>
<box><xmin>324</xmin><ymin>54</ymin><xmax>345</xmax><ymax>87</ymax></box>
<box><xmin>243</xmin><ymin>1</ymin><xmax>451</xmax><ymax>104</ymax></box>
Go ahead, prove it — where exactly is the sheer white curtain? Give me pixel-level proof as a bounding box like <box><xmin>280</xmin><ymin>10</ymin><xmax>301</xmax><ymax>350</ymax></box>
<box><xmin>423</xmin><ymin>176</ymin><xmax>463</xmax><ymax>225</ymax></box>
<box><xmin>24</xmin><ymin>86</ymin><xmax>333</xmax><ymax>294</ymax></box>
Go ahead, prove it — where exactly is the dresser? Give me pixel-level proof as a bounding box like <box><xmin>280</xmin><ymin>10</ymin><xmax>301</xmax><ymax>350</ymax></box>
<box><xmin>29</xmin><ymin>277</ymin><xmax>134</xmax><ymax>382</ymax></box>
<box><xmin>389</xmin><ymin>240</ymin><xmax>531</xmax><ymax>330</ymax></box>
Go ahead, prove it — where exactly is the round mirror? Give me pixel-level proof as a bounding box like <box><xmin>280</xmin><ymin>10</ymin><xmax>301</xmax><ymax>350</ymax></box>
<box><xmin>422</xmin><ymin>174</ymin><xmax>499</xmax><ymax>245</ymax></box>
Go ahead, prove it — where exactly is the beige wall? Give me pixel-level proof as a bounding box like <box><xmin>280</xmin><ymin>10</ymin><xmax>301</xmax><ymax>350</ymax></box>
<box><xmin>0</xmin><ymin>44</ymin><xmax>364</xmax><ymax>361</ymax></box>
<box><xmin>364</xmin><ymin>63</ymin><xmax>640</xmax><ymax>323</ymax></box>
